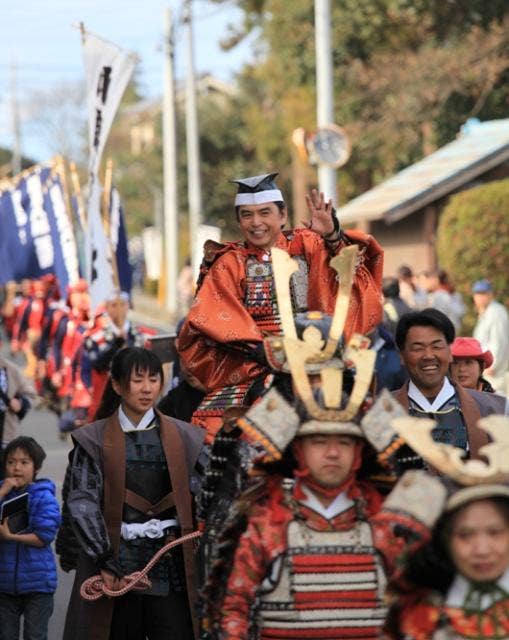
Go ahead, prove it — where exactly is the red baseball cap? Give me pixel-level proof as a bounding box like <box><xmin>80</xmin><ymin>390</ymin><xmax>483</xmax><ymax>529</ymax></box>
<box><xmin>451</xmin><ymin>337</ymin><xmax>493</xmax><ymax>369</ymax></box>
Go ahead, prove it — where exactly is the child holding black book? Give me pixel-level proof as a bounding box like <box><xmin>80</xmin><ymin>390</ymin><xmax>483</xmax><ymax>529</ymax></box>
<box><xmin>0</xmin><ymin>436</ymin><xmax>61</xmax><ymax>640</ymax></box>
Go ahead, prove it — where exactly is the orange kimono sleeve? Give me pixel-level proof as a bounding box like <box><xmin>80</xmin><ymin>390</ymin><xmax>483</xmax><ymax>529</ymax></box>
<box><xmin>177</xmin><ymin>250</ymin><xmax>267</xmax><ymax>393</ymax></box>
<box><xmin>341</xmin><ymin>229</ymin><xmax>384</xmax><ymax>337</ymax></box>
<box><xmin>294</xmin><ymin>228</ymin><xmax>383</xmax><ymax>339</ymax></box>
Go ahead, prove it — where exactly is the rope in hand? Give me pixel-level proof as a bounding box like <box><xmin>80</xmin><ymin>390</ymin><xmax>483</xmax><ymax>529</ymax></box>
<box><xmin>80</xmin><ymin>530</ymin><xmax>202</xmax><ymax>601</ymax></box>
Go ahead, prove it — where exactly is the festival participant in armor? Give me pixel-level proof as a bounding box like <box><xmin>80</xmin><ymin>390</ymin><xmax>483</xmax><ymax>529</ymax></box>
<box><xmin>383</xmin><ymin>413</ymin><xmax>509</xmax><ymax>639</ymax></box>
<box><xmin>0</xmin><ymin>282</ymin><xmax>18</xmax><ymax>343</ymax></box>
<box><xmin>177</xmin><ymin>173</ymin><xmax>383</xmax><ymax>440</ymax></box>
<box><xmin>52</xmin><ymin>281</ymin><xmax>90</xmax><ymax>407</ymax></box>
<box><xmin>61</xmin><ymin>347</ymin><xmax>206</xmax><ymax>640</ymax></box>
<box><xmin>200</xmin><ymin>252</ymin><xmax>440</xmax><ymax>638</ymax></box>
<box><xmin>195</xmin><ymin>246</ymin><xmax>375</xmax><ymax>561</ymax></box>
<box><xmin>392</xmin><ymin>308</ymin><xmax>506</xmax><ymax>471</ymax></box>
<box><xmin>37</xmin><ymin>279</ymin><xmax>90</xmax><ymax>419</ymax></box>
<box><xmin>81</xmin><ymin>290</ymin><xmax>150</xmax><ymax>420</ymax></box>
<box><xmin>208</xmin><ymin>340</ymin><xmax>444</xmax><ymax>640</ymax></box>
<box><xmin>11</xmin><ymin>278</ymin><xmax>51</xmax><ymax>378</ymax></box>
<box><xmin>36</xmin><ymin>284</ymin><xmax>68</xmax><ymax>399</ymax></box>
<box><xmin>215</xmin><ymin>404</ymin><xmax>382</xmax><ymax>640</ymax></box>
<box><xmin>2</xmin><ymin>280</ymin><xmax>31</xmax><ymax>347</ymax></box>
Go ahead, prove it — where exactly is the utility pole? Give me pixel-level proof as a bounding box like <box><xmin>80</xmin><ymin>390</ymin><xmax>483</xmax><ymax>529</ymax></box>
<box><xmin>10</xmin><ymin>62</ymin><xmax>22</xmax><ymax>176</ymax></box>
<box><xmin>163</xmin><ymin>7</ymin><xmax>179</xmax><ymax>316</ymax></box>
<box><xmin>314</xmin><ymin>0</ymin><xmax>337</xmax><ymax>205</ymax></box>
<box><xmin>183</xmin><ymin>0</ymin><xmax>203</xmax><ymax>273</ymax></box>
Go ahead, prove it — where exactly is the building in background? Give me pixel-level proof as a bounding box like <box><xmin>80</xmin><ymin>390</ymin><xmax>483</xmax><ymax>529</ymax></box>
<box><xmin>338</xmin><ymin>119</ymin><xmax>509</xmax><ymax>275</ymax></box>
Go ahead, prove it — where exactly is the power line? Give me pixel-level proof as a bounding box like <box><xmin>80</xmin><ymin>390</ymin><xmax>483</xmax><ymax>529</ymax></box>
<box><xmin>0</xmin><ymin>64</ymin><xmax>82</xmax><ymax>71</ymax></box>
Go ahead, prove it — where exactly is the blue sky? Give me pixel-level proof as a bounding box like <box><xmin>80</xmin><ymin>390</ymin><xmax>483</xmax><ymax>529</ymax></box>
<box><xmin>0</xmin><ymin>0</ymin><xmax>256</xmax><ymax>162</ymax></box>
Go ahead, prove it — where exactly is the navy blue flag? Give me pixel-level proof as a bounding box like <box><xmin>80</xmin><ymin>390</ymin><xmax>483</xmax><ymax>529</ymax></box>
<box><xmin>43</xmin><ymin>173</ymin><xmax>80</xmax><ymax>292</ymax></box>
<box><xmin>109</xmin><ymin>186</ymin><xmax>132</xmax><ymax>295</ymax></box>
<box><xmin>0</xmin><ymin>190</ymin><xmax>16</xmax><ymax>284</ymax></box>
<box><xmin>0</xmin><ymin>166</ymin><xmax>53</xmax><ymax>284</ymax></box>
<box><xmin>0</xmin><ymin>166</ymin><xmax>80</xmax><ymax>290</ymax></box>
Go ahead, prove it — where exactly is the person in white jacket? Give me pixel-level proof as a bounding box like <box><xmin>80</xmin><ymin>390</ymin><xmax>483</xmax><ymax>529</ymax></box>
<box><xmin>472</xmin><ymin>279</ymin><xmax>509</xmax><ymax>393</ymax></box>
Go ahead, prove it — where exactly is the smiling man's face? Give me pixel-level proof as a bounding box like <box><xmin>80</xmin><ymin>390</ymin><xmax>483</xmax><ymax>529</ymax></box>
<box><xmin>237</xmin><ymin>202</ymin><xmax>287</xmax><ymax>250</ymax></box>
<box><xmin>400</xmin><ymin>325</ymin><xmax>452</xmax><ymax>397</ymax></box>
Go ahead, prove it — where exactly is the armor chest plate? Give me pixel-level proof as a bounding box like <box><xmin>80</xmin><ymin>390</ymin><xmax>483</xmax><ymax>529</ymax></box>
<box><xmin>124</xmin><ymin>427</ymin><xmax>171</xmax><ymax>514</ymax></box>
<box><xmin>244</xmin><ymin>255</ymin><xmax>309</xmax><ymax>332</ymax></box>
<box><xmin>258</xmin><ymin>519</ymin><xmax>387</xmax><ymax>639</ymax></box>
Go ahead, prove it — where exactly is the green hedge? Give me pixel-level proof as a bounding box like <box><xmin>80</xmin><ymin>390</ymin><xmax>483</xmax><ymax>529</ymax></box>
<box><xmin>437</xmin><ymin>178</ymin><xmax>509</xmax><ymax>331</ymax></box>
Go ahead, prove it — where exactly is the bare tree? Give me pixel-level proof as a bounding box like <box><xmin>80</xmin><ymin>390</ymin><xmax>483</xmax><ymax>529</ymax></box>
<box><xmin>25</xmin><ymin>80</ymin><xmax>87</xmax><ymax>164</ymax></box>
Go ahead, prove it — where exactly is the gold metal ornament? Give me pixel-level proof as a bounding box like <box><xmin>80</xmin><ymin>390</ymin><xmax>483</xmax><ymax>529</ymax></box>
<box><xmin>322</xmin><ymin>246</ymin><xmax>358</xmax><ymax>360</ymax></box>
<box><xmin>271</xmin><ymin>244</ymin><xmax>358</xmax><ymax>362</ymax></box>
<box><xmin>271</xmin><ymin>248</ymin><xmax>299</xmax><ymax>340</ymax></box>
<box><xmin>270</xmin><ymin>245</ymin><xmax>375</xmax><ymax>422</ymax></box>
<box><xmin>391</xmin><ymin>414</ymin><xmax>509</xmax><ymax>486</ymax></box>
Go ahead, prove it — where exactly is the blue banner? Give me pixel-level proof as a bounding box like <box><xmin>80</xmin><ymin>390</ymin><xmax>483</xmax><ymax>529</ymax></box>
<box><xmin>0</xmin><ymin>190</ymin><xmax>17</xmax><ymax>284</ymax></box>
<box><xmin>109</xmin><ymin>186</ymin><xmax>132</xmax><ymax>295</ymax></box>
<box><xmin>43</xmin><ymin>173</ymin><xmax>80</xmax><ymax>292</ymax></box>
<box><xmin>0</xmin><ymin>166</ymin><xmax>80</xmax><ymax>290</ymax></box>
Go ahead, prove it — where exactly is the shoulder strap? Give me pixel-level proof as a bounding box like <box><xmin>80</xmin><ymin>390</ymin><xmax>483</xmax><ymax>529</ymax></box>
<box><xmin>102</xmin><ymin>413</ymin><xmax>126</xmax><ymax>554</ymax></box>
<box><xmin>392</xmin><ymin>383</ymin><xmax>410</xmax><ymax>411</ymax></box>
<box><xmin>457</xmin><ymin>385</ymin><xmax>489</xmax><ymax>458</ymax></box>
<box><xmin>159</xmin><ymin>415</ymin><xmax>199</xmax><ymax>639</ymax></box>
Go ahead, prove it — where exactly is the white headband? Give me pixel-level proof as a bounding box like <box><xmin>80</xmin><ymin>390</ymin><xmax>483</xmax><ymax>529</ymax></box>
<box><xmin>235</xmin><ymin>189</ymin><xmax>284</xmax><ymax>206</ymax></box>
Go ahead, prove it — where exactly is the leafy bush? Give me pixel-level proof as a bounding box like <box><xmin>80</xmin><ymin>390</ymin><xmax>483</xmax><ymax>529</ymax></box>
<box><xmin>437</xmin><ymin>178</ymin><xmax>509</xmax><ymax>331</ymax></box>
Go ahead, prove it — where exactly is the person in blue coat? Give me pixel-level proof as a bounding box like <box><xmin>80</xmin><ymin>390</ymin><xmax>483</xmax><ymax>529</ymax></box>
<box><xmin>0</xmin><ymin>436</ymin><xmax>61</xmax><ymax>640</ymax></box>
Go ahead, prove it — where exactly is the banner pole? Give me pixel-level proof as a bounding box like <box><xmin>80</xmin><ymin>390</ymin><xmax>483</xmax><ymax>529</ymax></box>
<box><xmin>102</xmin><ymin>158</ymin><xmax>120</xmax><ymax>290</ymax></box>
<box><xmin>69</xmin><ymin>162</ymin><xmax>88</xmax><ymax>233</ymax></box>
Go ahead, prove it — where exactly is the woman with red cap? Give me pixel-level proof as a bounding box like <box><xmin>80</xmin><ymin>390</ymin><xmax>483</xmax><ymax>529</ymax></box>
<box><xmin>450</xmin><ymin>337</ymin><xmax>496</xmax><ymax>393</ymax></box>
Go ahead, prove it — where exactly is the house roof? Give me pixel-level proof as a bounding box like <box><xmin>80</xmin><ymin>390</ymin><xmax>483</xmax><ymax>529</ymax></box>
<box><xmin>339</xmin><ymin>118</ymin><xmax>509</xmax><ymax>225</ymax></box>
<box><xmin>121</xmin><ymin>73</ymin><xmax>234</xmax><ymax>120</ymax></box>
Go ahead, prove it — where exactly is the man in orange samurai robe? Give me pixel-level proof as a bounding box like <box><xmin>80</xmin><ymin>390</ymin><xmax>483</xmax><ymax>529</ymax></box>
<box><xmin>177</xmin><ymin>173</ymin><xmax>384</xmax><ymax>440</ymax></box>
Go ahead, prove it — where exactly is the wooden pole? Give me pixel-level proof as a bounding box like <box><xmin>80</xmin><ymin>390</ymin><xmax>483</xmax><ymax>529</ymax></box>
<box><xmin>291</xmin><ymin>148</ymin><xmax>309</xmax><ymax>228</ymax></box>
<box><xmin>163</xmin><ymin>7</ymin><xmax>179</xmax><ymax>315</ymax></box>
<box><xmin>69</xmin><ymin>162</ymin><xmax>88</xmax><ymax>232</ymax></box>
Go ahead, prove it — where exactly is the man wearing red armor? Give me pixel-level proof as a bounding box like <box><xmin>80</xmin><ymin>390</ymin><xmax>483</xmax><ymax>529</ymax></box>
<box><xmin>208</xmin><ymin>341</ymin><xmax>445</xmax><ymax>640</ymax></box>
<box><xmin>53</xmin><ymin>280</ymin><xmax>91</xmax><ymax>401</ymax></box>
<box><xmin>177</xmin><ymin>173</ymin><xmax>383</xmax><ymax>441</ymax></box>
<box><xmin>219</xmin><ymin>400</ymin><xmax>389</xmax><ymax>640</ymax></box>
<box><xmin>11</xmin><ymin>278</ymin><xmax>56</xmax><ymax>378</ymax></box>
<box><xmin>37</xmin><ymin>279</ymin><xmax>90</xmax><ymax>404</ymax></box>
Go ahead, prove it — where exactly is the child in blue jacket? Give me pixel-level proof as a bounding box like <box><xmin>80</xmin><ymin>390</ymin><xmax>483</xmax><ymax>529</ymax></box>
<box><xmin>0</xmin><ymin>436</ymin><xmax>61</xmax><ymax>640</ymax></box>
